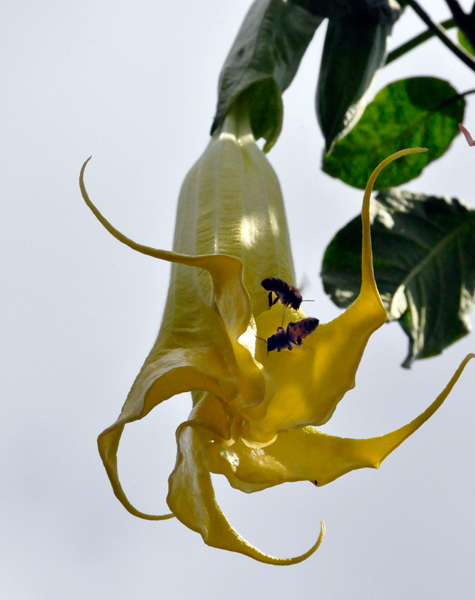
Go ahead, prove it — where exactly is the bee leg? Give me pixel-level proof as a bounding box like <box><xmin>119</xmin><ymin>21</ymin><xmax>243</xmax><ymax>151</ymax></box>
<box><xmin>281</xmin><ymin>306</ymin><xmax>285</xmax><ymax>327</ymax></box>
<box><xmin>267</xmin><ymin>292</ymin><xmax>273</xmax><ymax>309</ymax></box>
<box><xmin>268</xmin><ymin>292</ymin><xmax>279</xmax><ymax>309</ymax></box>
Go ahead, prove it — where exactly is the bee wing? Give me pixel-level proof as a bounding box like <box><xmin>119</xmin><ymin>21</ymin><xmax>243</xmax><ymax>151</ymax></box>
<box><xmin>298</xmin><ymin>272</ymin><xmax>311</xmax><ymax>296</ymax></box>
<box><xmin>288</xmin><ymin>332</ymin><xmax>314</xmax><ymax>352</ymax></box>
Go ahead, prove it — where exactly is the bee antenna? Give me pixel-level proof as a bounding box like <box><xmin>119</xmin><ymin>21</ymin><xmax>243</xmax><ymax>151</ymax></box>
<box><xmin>301</xmin><ymin>299</ymin><xmax>315</xmax><ymax>302</ymax></box>
<box><xmin>255</xmin><ymin>336</ymin><xmax>267</xmax><ymax>343</ymax></box>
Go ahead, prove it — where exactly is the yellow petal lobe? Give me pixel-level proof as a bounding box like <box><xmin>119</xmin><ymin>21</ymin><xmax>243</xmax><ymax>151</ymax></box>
<box><xmin>168</xmin><ymin>418</ymin><xmax>325</xmax><ymax>565</ymax></box>
<box><xmin>245</xmin><ymin>148</ymin><xmax>428</xmax><ymax>443</ymax></box>
<box><xmin>205</xmin><ymin>354</ymin><xmax>474</xmax><ymax>491</ymax></box>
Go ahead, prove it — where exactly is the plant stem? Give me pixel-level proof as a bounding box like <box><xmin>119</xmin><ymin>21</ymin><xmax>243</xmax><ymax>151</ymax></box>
<box><xmin>444</xmin><ymin>0</ymin><xmax>475</xmax><ymax>51</ymax></box>
<box><xmin>386</xmin><ymin>18</ymin><xmax>455</xmax><ymax>65</ymax></box>
<box><xmin>444</xmin><ymin>0</ymin><xmax>467</xmax><ymax>27</ymax></box>
<box><xmin>405</xmin><ymin>0</ymin><xmax>475</xmax><ymax>72</ymax></box>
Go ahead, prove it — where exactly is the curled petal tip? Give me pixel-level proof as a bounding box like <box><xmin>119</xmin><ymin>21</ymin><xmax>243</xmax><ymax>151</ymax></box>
<box><xmin>254</xmin><ymin>519</ymin><xmax>325</xmax><ymax>566</ymax></box>
<box><xmin>297</xmin><ymin>520</ymin><xmax>326</xmax><ymax>563</ymax></box>
<box><xmin>459</xmin><ymin>353</ymin><xmax>475</xmax><ymax>370</ymax></box>
<box><xmin>360</xmin><ymin>148</ymin><xmax>427</xmax><ymax>306</ymax></box>
<box><xmin>278</xmin><ymin>520</ymin><xmax>326</xmax><ymax>565</ymax></box>
<box><xmin>97</xmin><ymin>428</ymin><xmax>176</xmax><ymax>521</ymax></box>
<box><xmin>81</xmin><ymin>156</ymin><xmax>92</xmax><ymax>170</ymax></box>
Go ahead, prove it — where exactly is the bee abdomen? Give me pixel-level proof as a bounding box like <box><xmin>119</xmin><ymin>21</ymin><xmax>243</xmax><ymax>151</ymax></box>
<box><xmin>287</xmin><ymin>317</ymin><xmax>319</xmax><ymax>339</ymax></box>
<box><xmin>301</xmin><ymin>317</ymin><xmax>319</xmax><ymax>333</ymax></box>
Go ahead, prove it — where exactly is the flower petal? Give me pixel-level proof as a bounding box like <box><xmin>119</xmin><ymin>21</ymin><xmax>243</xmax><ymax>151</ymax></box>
<box><xmin>167</xmin><ymin>403</ymin><xmax>325</xmax><ymax>565</ymax></box>
<box><xmin>81</xmin><ymin>159</ymin><xmax>270</xmax><ymax>518</ymax></box>
<box><xmin>205</xmin><ymin>354</ymin><xmax>474</xmax><ymax>492</ymax></box>
<box><xmin>245</xmin><ymin>149</ymin><xmax>427</xmax><ymax>442</ymax></box>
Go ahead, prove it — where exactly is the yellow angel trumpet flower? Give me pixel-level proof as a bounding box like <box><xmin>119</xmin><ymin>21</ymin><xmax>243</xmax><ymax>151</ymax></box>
<box><xmin>80</xmin><ymin>100</ymin><xmax>473</xmax><ymax>565</ymax></box>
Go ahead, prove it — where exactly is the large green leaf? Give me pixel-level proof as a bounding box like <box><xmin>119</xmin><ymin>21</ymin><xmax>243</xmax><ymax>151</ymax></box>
<box><xmin>321</xmin><ymin>189</ymin><xmax>475</xmax><ymax>367</ymax></box>
<box><xmin>316</xmin><ymin>19</ymin><xmax>394</xmax><ymax>153</ymax></box>
<box><xmin>322</xmin><ymin>77</ymin><xmax>465</xmax><ymax>189</ymax></box>
<box><xmin>210</xmin><ymin>0</ymin><xmax>323</xmax><ymax>152</ymax></box>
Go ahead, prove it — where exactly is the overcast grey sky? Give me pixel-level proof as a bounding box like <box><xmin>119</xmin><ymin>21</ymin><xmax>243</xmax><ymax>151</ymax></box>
<box><xmin>1</xmin><ymin>1</ymin><xmax>475</xmax><ymax>598</ymax></box>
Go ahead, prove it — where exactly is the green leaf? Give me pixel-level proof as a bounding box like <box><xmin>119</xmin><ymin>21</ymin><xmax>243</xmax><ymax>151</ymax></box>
<box><xmin>316</xmin><ymin>19</ymin><xmax>394</xmax><ymax>153</ymax></box>
<box><xmin>322</xmin><ymin>77</ymin><xmax>465</xmax><ymax>189</ymax></box>
<box><xmin>458</xmin><ymin>29</ymin><xmax>475</xmax><ymax>56</ymax></box>
<box><xmin>321</xmin><ymin>189</ymin><xmax>475</xmax><ymax>367</ymax></box>
<box><xmin>211</xmin><ymin>0</ymin><xmax>323</xmax><ymax>152</ymax></box>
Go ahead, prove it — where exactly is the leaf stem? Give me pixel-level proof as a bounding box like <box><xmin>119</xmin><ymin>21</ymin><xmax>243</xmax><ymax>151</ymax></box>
<box><xmin>386</xmin><ymin>18</ymin><xmax>455</xmax><ymax>65</ymax></box>
<box><xmin>404</xmin><ymin>0</ymin><xmax>475</xmax><ymax>72</ymax></box>
<box><xmin>460</xmin><ymin>87</ymin><xmax>475</xmax><ymax>98</ymax></box>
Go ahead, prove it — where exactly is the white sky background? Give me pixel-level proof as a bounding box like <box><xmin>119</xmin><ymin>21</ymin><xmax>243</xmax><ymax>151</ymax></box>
<box><xmin>2</xmin><ymin>0</ymin><xmax>475</xmax><ymax>598</ymax></box>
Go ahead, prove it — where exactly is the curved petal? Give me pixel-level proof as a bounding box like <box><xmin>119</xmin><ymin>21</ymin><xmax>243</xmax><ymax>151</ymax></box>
<box><xmin>81</xmin><ymin>160</ymin><xmax>272</xmax><ymax>517</ymax></box>
<box><xmin>167</xmin><ymin>409</ymin><xmax>325</xmax><ymax>565</ymax></box>
<box><xmin>206</xmin><ymin>354</ymin><xmax>474</xmax><ymax>492</ymax></box>
<box><xmin>81</xmin><ymin>103</ymin><xmax>302</xmax><ymax>523</ymax></box>
<box><xmin>80</xmin><ymin>157</ymin><xmax>252</xmax><ymax>341</ymax></box>
<box><xmin>245</xmin><ymin>149</ymin><xmax>427</xmax><ymax>442</ymax></box>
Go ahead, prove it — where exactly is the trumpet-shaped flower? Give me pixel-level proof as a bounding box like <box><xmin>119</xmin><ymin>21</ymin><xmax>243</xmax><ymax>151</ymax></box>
<box><xmin>80</xmin><ymin>102</ymin><xmax>473</xmax><ymax>565</ymax></box>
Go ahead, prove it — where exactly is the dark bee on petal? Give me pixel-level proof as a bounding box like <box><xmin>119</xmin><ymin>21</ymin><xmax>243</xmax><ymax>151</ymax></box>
<box><xmin>266</xmin><ymin>317</ymin><xmax>319</xmax><ymax>353</ymax></box>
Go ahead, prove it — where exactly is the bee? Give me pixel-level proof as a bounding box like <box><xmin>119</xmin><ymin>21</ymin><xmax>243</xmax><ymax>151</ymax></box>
<box><xmin>266</xmin><ymin>317</ymin><xmax>319</xmax><ymax>353</ymax></box>
<box><xmin>261</xmin><ymin>277</ymin><xmax>303</xmax><ymax>310</ymax></box>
